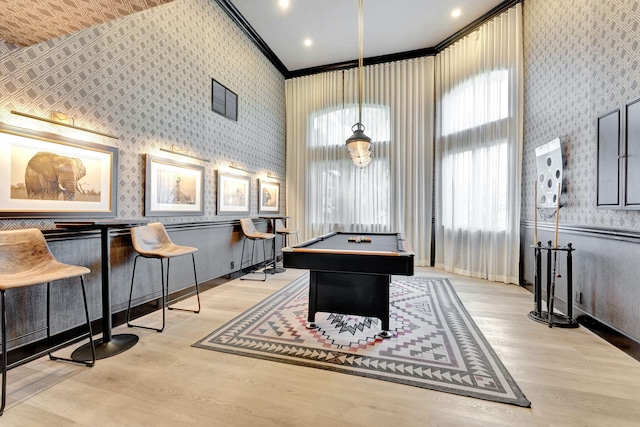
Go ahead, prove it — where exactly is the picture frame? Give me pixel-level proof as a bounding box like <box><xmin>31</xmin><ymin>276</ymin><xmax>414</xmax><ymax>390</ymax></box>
<box><xmin>216</xmin><ymin>170</ymin><xmax>250</xmax><ymax>214</ymax></box>
<box><xmin>0</xmin><ymin>122</ymin><xmax>118</xmax><ymax>218</ymax></box>
<box><xmin>212</xmin><ymin>79</ymin><xmax>238</xmax><ymax>121</ymax></box>
<box><xmin>596</xmin><ymin>108</ymin><xmax>620</xmax><ymax>208</ymax></box>
<box><xmin>145</xmin><ymin>154</ymin><xmax>205</xmax><ymax>216</ymax></box>
<box><xmin>258</xmin><ymin>179</ymin><xmax>280</xmax><ymax>214</ymax></box>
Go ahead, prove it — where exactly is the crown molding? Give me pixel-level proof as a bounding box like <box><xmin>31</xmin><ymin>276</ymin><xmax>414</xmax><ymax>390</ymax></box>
<box><xmin>217</xmin><ymin>0</ymin><xmax>523</xmax><ymax>79</ymax></box>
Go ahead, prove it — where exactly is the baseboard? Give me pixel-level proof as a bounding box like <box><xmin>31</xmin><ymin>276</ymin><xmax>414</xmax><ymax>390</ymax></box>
<box><xmin>522</xmin><ymin>286</ymin><xmax>640</xmax><ymax>363</ymax></box>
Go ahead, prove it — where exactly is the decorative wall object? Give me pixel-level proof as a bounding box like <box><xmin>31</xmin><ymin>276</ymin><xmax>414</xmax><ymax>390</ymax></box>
<box><xmin>535</xmin><ymin>137</ymin><xmax>564</xmax><ymax>208</ymax></box>
<box><xmin>595</xmin><ymin>98</ymin><xmax>640</xmax><ymax>210</ymax></box>
<box><xmin>0</xmin><ymin>123</ymin><xmax>118</xmax><ymax>218</ymax></box>
<box><xmin>258</xmin><ymin>179</ymin><xmax>280</xmax><ymax>213</ymax></box>
<box><xmin>145</xmin><ymin>154</ymin><xmax>204</xmax><ymax>216</ymax></box>
<box><xmin>596</xmin><ymin>109</ymin><xmax>620</xmax><ymax>207</ymax></box>
<box><xmin>216</xmin><ymin>170</ymin><xmax>250</xmax><ymax>214</ymax></box>
<box><xmin>212</xmin><ymin>78</ymin><xmax>238</xmax><ymax>121</ymax></box>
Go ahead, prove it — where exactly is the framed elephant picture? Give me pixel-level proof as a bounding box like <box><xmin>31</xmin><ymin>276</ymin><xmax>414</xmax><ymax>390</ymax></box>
<box><xmin>0</xmin><ymin>123</ymin><xmax>118</xmax><ymax>218</ymax></box>
<box><xmin>145</xmin><ymin>154</ymin><xmax>205</xmax><ymax>216</ymax></box>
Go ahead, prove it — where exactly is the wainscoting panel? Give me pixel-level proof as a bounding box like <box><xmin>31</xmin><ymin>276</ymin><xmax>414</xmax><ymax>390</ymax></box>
<box><xmin>520</xmin><ymin>222</ymin><xmax>640</xmax><ymax>343</ymax></box>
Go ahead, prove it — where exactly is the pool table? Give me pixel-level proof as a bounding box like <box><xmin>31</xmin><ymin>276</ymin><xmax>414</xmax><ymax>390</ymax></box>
<box><xmin>282</xmin><ymin>231</ymin><xmax>414</xmax><ymax>336</ymax></box>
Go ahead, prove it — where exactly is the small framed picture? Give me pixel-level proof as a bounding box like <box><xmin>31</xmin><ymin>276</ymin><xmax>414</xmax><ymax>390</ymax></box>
<box><xmin>0</xmin><ymin>123</ymin><xmax>118</xmax><ymax>218</ymax></box>
<box><xmin>217</xmin><ymin>170</ymin><xmax>250</xmax><ymax>214</ymax></box>
<box><xmin>258</xmin><ymin>179</ymin><xmax>280</xmax><ymax>214</ymax></box>
<box><xmin>145</xmin><ymin>154</ymin><xmax>205</xmax><ymax>216</ymax></box>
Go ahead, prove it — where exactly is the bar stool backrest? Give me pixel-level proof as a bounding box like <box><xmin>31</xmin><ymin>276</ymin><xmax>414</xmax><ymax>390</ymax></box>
<box><xmin>240</xmin><ymin>218</ymin><xmax>260</xmax><ymax>238</ymax></box>
<box><xmin>0</xmin><ymin>229</ymin><xmax>56</xmax><ymax>276</ymax></box>
<box><xmin>130</xmin><ymin>222</ymin><xmax>172</xmax><ymax>255</ymax></box>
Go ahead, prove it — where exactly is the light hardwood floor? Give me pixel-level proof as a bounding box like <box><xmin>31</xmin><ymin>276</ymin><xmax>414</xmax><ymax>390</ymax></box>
<box><xmin>2</xmin><ymin>267</ymin><xmax>640</xmax><ymax>426</ymax></box>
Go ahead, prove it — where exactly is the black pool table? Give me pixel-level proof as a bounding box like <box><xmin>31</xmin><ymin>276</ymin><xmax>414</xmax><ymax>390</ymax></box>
<box><xmin>282</xmin><ymin>231</ymin><xmax>414</xmax><ymax>337</ymax></box>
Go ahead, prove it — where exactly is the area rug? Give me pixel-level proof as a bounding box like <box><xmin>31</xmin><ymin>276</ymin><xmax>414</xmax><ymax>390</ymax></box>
<box><xmin>193</xmin><ymin>275</ymin><xmax>530</xmax><ymax>407</ymax></box>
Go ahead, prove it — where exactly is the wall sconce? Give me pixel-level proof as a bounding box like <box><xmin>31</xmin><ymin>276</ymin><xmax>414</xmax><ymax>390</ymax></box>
<box><xmin>229</xmin><ymin>162</ymin><xmax>251</xmax><ymax>173</ymax></box>
<box><xmin>160</xmin><ymin>145</ymin><xmax>209</xmax><ymax>162</ymax></box>
<box><xmin>10</xmin><ymin>110</ymin><xmax>119</xmax><ymax>139</ymax></box>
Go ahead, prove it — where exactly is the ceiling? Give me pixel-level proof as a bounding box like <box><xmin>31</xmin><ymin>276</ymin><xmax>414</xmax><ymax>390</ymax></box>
<box><xmin>229</xmin><ymin>0</ymin><xmax>508</xmax><ymax>72</ymax></box>
<box><xmin>0</xmin><ymin>0</ymin><xmax>511</xmax><ymax>75</ymax></box>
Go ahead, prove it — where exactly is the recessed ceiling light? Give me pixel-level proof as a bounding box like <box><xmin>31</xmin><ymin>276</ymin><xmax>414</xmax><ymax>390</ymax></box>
<box><xmin>279</xmin><ymin>0</ymin><xmax>290</xmax><ymax>9</ymax></box>
<box><xmin>451</xmin><ymin>8</ymin><xmax>461</xmax><ymax>18</ymax></box>
<box><xmin>304</xmin><ymin>38</ymin><xmax>312</xmax><ymax>47</ymax></box>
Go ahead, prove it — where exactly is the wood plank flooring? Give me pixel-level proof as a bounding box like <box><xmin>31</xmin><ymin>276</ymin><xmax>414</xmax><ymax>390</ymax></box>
<box><xmin>2</xmin><ymin>267</ymin><xmax>640</xmax><ymax>426</ymax></box>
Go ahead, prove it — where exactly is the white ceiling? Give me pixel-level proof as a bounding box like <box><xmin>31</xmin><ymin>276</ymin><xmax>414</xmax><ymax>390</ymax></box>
<box><xmin>230</xmin><ymin>0</ymin><xmax>507</xmax><ymax>72</ymax></box>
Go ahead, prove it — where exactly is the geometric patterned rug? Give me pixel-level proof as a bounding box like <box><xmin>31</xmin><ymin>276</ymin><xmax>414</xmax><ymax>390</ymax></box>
<box><xmin>193</xmin><ymin>275</ymin><xmax>531</xmax><ymax>407</ymax></box>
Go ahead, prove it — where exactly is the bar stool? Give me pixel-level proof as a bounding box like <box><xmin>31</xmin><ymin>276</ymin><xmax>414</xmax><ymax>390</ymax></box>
<box><xmin>126</xmin><ymin>223</ymin><xmax>200</xmax><ymax>333</ymax></box>
<box><xmin>0</xmin><ymin>228</ymin><xmax>95</xmax><ymax>416</ymax></box>
<box><xmin>275</xmin><ymin>218</ymin><xmax>299</xmax><ymax>248</ymax></box>
<box><xmin>239</xmin><ymin>218</ymin><xmax>275</xmax><ymax>281</ymax></box>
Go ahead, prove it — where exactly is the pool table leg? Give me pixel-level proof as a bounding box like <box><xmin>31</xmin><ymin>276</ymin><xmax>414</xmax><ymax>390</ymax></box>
<box><xmin>306</xmin><ymin>272</ymin><xmax>318</xmax><ymax>329</ymax></box>
<box><xmin>306</xmin><ymin>271</ymin><xmax>392</xmax><ymax>336</ymax></box>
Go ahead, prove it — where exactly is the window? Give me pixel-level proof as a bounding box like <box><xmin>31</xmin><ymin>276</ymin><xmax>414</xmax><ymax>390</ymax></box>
<box><xmin>441</xmin><ymin>69</ymin><xmax>508</xmax><ymax>136</ymax></box>
<box><xmin>440</xmin><ymin>69</ymin><xmax>510</xmax><ymax>232</ymax></box>
<box><xmin>442</xmin><ymin>141</ymin><xmax>508</xmax><ymax>231</ymax></box>
<box><xmin>308</xmin><ymin>104</ymin><xmax>391</xmax><ymax>232</ymax></box>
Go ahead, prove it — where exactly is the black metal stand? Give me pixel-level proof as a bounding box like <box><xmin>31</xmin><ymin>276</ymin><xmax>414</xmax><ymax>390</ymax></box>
<box><xmin>261</xmin><ymin>216</ymin><xmax>288</xmax><ymax>274</ymax></box>
<box><xmin>55</xmin><ymin>222</ymin><xmax>144</xmax><ymax>361</ymax></box>
<box><xmin>528</xmin><ymin>241</ymin><xmax>579</xmax><ymax>328</ymax></box>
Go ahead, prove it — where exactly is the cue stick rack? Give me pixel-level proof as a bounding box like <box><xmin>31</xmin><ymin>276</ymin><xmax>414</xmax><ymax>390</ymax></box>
<box><xmin>529</xmin><ymin>180</ymin><xmax>578</xmax><ymax>328</ymax></box>
<box><xmin>528</xmin><ymin>241</ymin><xmax>579</xmax><ymax>328</ymax></box>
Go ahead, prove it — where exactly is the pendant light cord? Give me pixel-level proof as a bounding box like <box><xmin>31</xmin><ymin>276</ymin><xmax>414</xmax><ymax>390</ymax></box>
<box><xmin>358</xmin><ymin>0</ymin><xmax>364</xmax><ymax>127</ymax></box>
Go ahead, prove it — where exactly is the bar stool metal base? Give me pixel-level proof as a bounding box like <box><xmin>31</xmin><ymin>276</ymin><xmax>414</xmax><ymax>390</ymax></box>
<box><xmin>72</xmin><ymin>333</ymin><xmax>139</xmax><ymax>361</ymax></box>
<box><xmin>264</xmin><ymin>265</ymin><xmax>286</xmax><ymax>274</ymax></box>
<box><xmin>528</xmin><ymin>311</ymin><xmax>579</xmax><ymax>328</ymax></box>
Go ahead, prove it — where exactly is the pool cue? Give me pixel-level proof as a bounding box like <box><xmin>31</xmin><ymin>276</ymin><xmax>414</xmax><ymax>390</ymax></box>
<box><xmin>548</xmin><ymin>183</ymin><xmax>561</xmax><ymax>328</ymax></box>
<box><xmin>533</xmin><ymin>181</ymin><xmax>540</xmax><ymax>315</ymax></box>
<box><xmin>534</xmin><ymin>181</ymin><xmax>538</xmax><ymax>246</ymax></box>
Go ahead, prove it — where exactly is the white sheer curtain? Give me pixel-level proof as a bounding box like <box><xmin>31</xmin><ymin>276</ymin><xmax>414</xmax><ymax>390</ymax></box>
<box><xmin>286</xmin><ymin>57</ymin><xmax>434</xmax><ymax>265</ymax></box>
<box><xmin>434</xmin><ymin>4</ymin><xmax>523</xmax><ymax>284</ymax></box>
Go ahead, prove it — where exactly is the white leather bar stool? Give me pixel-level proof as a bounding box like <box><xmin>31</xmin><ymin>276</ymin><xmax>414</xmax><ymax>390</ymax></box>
<box><xmin>126</xmin><ymin>223</ymin><xmax>200</xmax><ymax>333</ymax></box>
<box><xmin>239</xmin><ymin>218</ymin><xmax>275</xmax><ymax>281</ymax></box>
<box><xmin>275</xmin><ymin>218</ymin><xmax>299</xmax><ymax>248</ymax></box>
<box><xmin>0</xmin><ymin>228</ymin><xmax>95</xmax><ymax>416</ymax></box>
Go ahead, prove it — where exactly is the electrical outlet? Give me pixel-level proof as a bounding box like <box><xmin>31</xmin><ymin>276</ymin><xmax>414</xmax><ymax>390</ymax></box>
<box><xmin>575</xmin><ymin>290</ymin><xmax>582</xmax><ymax>304</ymax></box>
<box><xmin>230</xmin><ymin>261</ymin><xmax>235</xmax><ymax>269</ymax></box>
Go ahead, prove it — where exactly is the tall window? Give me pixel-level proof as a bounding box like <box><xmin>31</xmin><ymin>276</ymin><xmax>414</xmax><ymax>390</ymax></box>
<box><xmin>441</xmin><ymin>70</ymin><xmax>509</xmax><ymax>232</ymax></box>
<box><xmin>308</xmin><ymin>104</ymin><xmax>391</xmax><ymax>235</ymax></box>
<box><xmin>435</xmin><ymin>3</ymin><xmax>523</xmax><ymax>284</ymax></box>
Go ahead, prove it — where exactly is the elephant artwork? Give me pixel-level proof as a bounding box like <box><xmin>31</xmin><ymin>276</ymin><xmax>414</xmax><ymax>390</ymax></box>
<box><xmin>24</xmin><ymin>152</ymin><xmax>87</xmax><ymax>201</ymax></box>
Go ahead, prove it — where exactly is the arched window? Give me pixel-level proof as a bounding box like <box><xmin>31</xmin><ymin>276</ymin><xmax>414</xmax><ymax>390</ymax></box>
<box><xmin>307</xmin><ymin>104</ymin><xmax>391</xmax><ymax>234</ymax></box>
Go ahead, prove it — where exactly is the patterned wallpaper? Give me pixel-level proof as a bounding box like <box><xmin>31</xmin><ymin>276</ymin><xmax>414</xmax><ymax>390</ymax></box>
<box><xmin>0</xmin><ymin>0</ymin><xmax>286</xmax><ymax>230</ymax></box>
<box><xmin>0</xmin><ymin>0</ymin><xmax>174</xmax><ymax>47</ymax></box>
<box><xmin>523</xmin><ymin>0</ymin><xmax>640</xmax><ymax>229</ymax></box>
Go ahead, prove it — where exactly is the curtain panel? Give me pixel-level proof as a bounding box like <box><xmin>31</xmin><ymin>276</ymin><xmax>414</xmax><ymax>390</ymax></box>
<box><xmin>434</xmin><ymin>4</ymin><xmax>524</xmax><ymax>284</ymax></box>
<box><xmin>285</xmin><ymin>57</ymin><xmax>435</xmax><ymax>266</ymax></box>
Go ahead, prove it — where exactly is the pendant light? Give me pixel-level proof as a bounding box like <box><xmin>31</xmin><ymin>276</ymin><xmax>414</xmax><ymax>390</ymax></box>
<box><xmin>345</xmin><ymin>0</ymin><xmax>372</xmax><ymax>168</ymax></box>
